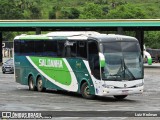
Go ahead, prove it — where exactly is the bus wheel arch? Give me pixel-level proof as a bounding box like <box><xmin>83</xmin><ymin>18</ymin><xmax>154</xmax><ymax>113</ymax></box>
<box><xmin>80</xmin><ymin>80</ymin><xmax>95</xmax><ymax>99</ymax></box>
<box><xmin>36</xmin><ymin>75</ymin><xmax>46</xmax><ymax>92</ymax></box>
<box><xmin>28</xmin><ymin>74</ymin><xmax>37</xmax><ymax>91</ymax></box>
<box><xmin>80</xmin><ymin>80</ymin><xmax>87</xmax><ymax>90</ymax></box>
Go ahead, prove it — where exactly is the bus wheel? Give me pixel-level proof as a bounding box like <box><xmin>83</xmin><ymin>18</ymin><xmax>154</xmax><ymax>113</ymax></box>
<box><xmin>81</xmin><ymin>82</ymin><xmax>95</xmax><ymax>99</ymax></box>
<box><xmin>114</xmin><ymin>95</ymin><xmax>127</xmax><ymax>100</ymax></box>
<box><xmin>28</xmin><ymin>76</ymin><xmax>37</xmax><ymax>91</ymax></box>
<box><xmin>37</xmin><ymin>77</ymin><xmax>46</xmax><ymax>92</ymax></box>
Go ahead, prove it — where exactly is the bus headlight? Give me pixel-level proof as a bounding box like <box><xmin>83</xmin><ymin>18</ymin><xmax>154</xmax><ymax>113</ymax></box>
<box><xmin>136</xmin><ymin>83</ymin><xmax>144</xmax><ymax>87</ymax></box>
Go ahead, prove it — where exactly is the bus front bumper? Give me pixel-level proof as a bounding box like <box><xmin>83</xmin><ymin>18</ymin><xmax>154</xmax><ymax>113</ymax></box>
<box><xmin>101</xmin><ymin>86</ymin><xmax>144</xmax><ymax>96</ymax></box>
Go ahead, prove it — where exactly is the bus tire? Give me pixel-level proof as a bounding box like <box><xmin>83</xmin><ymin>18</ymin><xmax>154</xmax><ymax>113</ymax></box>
<box><xmin>81</xmin><ymin>82</ymin><xmax>95</xmax><ymax>99</ymax></box>
<box><xmin>28</xmin><ymin>76</ymin><xmax>37</xmax><ymax>91</ymax></box>
<box><xmin>37</xmin><ymin>77</ymin><xmax>46</xmax><ymax>92</ymax></box>
<box><xmin>114</xmin><ymin>95</ymin><xmax>127</xmax><ymax>100</ymax></box>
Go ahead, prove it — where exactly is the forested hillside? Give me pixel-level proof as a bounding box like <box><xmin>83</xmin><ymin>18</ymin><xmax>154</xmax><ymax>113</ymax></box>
<box><xmin>0</xmin><ymin>0</ymin><xmax>160</xmax><ymax>48</ymax></box>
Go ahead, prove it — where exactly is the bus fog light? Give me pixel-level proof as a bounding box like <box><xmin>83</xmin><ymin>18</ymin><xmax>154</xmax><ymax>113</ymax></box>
<box><xmin>103</xmin><ymin>90</ymin><xmax>109</xmax><ymax>94</ymax></box>
<box><xmin>140</xmin><ymin>89</ymin><xmax>143</xmax><ymax>92</ymax></box>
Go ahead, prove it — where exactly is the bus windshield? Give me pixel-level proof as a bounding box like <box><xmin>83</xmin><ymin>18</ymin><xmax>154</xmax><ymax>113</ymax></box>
<box><xmin>101</xmin><ymin>41</ymin><xmax>143</xmax><ymax>81</ymax></box>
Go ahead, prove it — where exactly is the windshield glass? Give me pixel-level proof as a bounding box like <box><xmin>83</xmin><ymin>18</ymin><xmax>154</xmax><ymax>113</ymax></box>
<box><xmin>5</xmin><ymin>59</ymin><xmax>13</xmax><ymax>65</ymax></box>
<box><xmin>101</xmin><ymin>41</ymin><xmax>143</xmax><ymax>81</ymax></box>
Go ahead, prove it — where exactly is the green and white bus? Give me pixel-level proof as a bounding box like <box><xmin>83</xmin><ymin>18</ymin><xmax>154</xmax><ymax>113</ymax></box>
<box><xmin>14</xmin><ymin>31</ymin><xmax>144</xmax><ymax>99</ymax></box>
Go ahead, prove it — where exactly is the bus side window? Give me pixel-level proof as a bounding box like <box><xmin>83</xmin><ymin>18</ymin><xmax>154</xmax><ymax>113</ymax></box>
<box><xmin>70</xmin><ymin>41</ymin><xmax>77</xmax><ymax>57</ymax></box>
<box><xmin>57</xmin><ymin>41</ymin><xmax>65</xmax><ymax>57</ymax></box>
<box><xmin>20</xmin><ymin>40</ymin><xmax>35</xmax><ymax>55</ymax></box>
<box><xmin>35</xmin><ymin>40</ymin><xmax>44</xmax><ymax>56</ymax></box>
<box><xmin>20</xmin><ymin>40</ymin><xmax>26</xmax><ymax>55</ymax></box>
<box><xmin>14</xmin><ymin>40</ymin><xmax>20</xmax><ymax>55</ymax></box>
<box><xmin>65</xmin><ymin>46</ymin><xmax>71</xmax><ymax>57</ymax></box>
<box><xmin>64</xmin><ymin>41</ymin><xmax>77</xmax><ymax>57</ymax></box>
<box><xmin>44</xmin><ymin>40</ymin><xmax>57</xmax><ymax>57</ymax></box>
<box><xmin>26</xmin><ymin>41</ymin><xmax>35</xmax><ymax>55</ymax></box>
<box><xmin>77</xmin><ymin>41</ymin><xmax>87</xmax><ymax>59</ymax></box>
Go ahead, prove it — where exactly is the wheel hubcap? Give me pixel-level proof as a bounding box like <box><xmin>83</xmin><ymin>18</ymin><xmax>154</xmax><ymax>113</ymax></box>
<box><xmin>29</xmin><ymin>78</ymin><xmax>34</xmax><ymax>89</ymax></box>
<box><xmin>84</xmin><ymin>86</ymin><xmax>90</xmax><ymax>95</ymax></box>
<box><xmin>38</xmin><ymin>80</ymin><xmax>42</xmax><ymax>89</ymax></box>
<box><xmin>30</xmin><ymin>80</ymin><xmax>33</xmax><ymax>88</ymax></box>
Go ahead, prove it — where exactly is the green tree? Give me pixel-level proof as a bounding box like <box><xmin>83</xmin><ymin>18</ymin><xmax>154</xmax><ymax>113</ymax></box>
<box><xmin>144</xmin><ymin>31</ymin><xmax>160</xmax><ymax>49</ymax></box>
<box><xmin>49</xmin><ymin>7</ymin><xmax>56</xmax><ymax>19</ymax></box>
<box><xmin>79</xmin><ymin>3</ymin><xmax>105</xmax><ymax>19</ymax></box>
<box><xmin>49</xmin><ymin>7</ymin><xmax>80</xmax><ymax>19</ymax></box>
<box><xmin>94</xmin><ymin>0</ymin><xmax>108</xmax><ymax>4</ymax></box>
<box><xmin>54</xmin><ymin>0</ymin><xmax>63</xmax><ymax>19</ymax></box>
<box><xmin>68</xmin><ymin>8</ymin><xmax>80</xmax><ymax>19</ymax></box>
<box><xmin>30</xmin><ymin>4</ymin><xmax>42</xmax><ymax>19</ymax></box>
<box><xmin>0</xmin><ymin>0</ymin><xmax>24</xmax><ymax>19</ymax></box>
<box><xmin>107</xmin><ymin>3</ymin><xmax>148</xmax><ymax>19</ymax></box>
<box><xmin>14</xmin><ymin>0</ymin><xmax>43</xmax><ymax>19</ymax></box>
<box><xmin>0</xmin><ymin>0</ymin><xmax>24</xmax><ymax>41</ymax></box>
<box><xmin>60</xmin><ymin>8</ymin><xmax>70</xmax><ymax>19</ymax></box>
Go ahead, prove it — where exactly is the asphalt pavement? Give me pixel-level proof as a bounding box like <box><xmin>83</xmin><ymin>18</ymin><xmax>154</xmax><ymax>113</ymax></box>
<box><xmin>0</xmin><ymin>59</ymin><xmax>160</xmax><ymax>120</ymax></box>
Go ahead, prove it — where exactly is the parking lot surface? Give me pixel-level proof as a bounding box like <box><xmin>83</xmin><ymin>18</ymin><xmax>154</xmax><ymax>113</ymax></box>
<box><xmin>0</xmin><ymin>66</ymin><xmax>160</xmax><ymax>119</ymax></box>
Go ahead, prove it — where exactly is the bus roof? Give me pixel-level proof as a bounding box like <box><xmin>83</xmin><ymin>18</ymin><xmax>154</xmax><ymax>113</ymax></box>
<box><xmin>14</xmin><ymin>31</ymin><xmax>137</xmax><ymax>42</ymax></box>
<box><xmin>14</xmin><ymin>34</ymin><xmax>50</xmax><ymax>40</ymax></box>
<box><xmin>47</xmin><ymin>31</ymin><xmax>100</xmax><ymax>36</ymax></box>
<box><xmin>91</xmin><ymin>34</ymin><xmax>138</xmax><ymax>42</ymax></box>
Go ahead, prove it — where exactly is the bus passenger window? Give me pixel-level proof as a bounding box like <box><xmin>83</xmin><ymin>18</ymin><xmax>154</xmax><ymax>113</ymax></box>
<box><xmin>57</xmin><ymin>41</ymin><xmax>65</xmax><ymax>57</ymax></box>
<box><xmin>20</xmin><ymin>40</ymin><xmax>25</xmax><ymax>54</ymax></box>
<box><xmin>20</xmin><ymin>40</ymin><xmax>34</xmax><ymax>55</ymax></box>
<box><xmin>77</xmin><ymin>41</ymin><xmax>87</xmax><ymax>59</ymax></box>
<box><xmin>26</xmin><ymin>41</ymin><xmax>34</xmax><ymax>55</ymax></box>
<box><xmin>70</xmin><ymin>41</ymin><xmax>77</xmax><ymax>57</ymax></box>
<box><xmin>44</xmin><ymin>40</ymin><xmax>57</xmax><ymax>56</ymax></box>
<box><xmin>35</xmin><ymin>40</ymin><xmax>44</xmax><ymax>56</ymax></box>
<box><xmin>14</xmin><ymin>40</ymin><xmax>20</xmax><ymax>54</ymax></box>
<box><xmin>63</xmin><ymin>41</ymin><xmax>77</xmax><ymax>58</ymax></box>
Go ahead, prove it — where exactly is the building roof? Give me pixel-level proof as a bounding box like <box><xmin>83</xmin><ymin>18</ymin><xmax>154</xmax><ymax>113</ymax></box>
<box><xmin>0</xmin><ymin>19</ymin><xmax>160</xmax><ymax>31</ymax></box>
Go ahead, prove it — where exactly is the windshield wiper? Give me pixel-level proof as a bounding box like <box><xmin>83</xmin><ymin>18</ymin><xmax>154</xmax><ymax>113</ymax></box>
<box><xmin>124</xmin><ymin>62</ymin><xmax>136</xmax><ymax>80</ymax></box>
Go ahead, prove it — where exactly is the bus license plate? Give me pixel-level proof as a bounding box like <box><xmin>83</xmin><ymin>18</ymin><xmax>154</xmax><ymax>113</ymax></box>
<box><xmin>122</xmin><ymin>90</ymin><xmax>129</xmax><ymax>94</ymax></box>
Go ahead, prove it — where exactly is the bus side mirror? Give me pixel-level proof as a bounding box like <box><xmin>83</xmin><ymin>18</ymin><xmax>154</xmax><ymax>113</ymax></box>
<box><xmin>99</xmin><ymin>53</ymin><xmax>105</xmax><ymax>67</ymax></box>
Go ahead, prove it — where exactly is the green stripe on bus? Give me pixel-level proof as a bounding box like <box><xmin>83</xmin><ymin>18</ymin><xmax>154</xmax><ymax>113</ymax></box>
<box><xmin>29</xmin><ymin>56</ymin><xmax>72</xmax><ymax>85</ymax></box>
